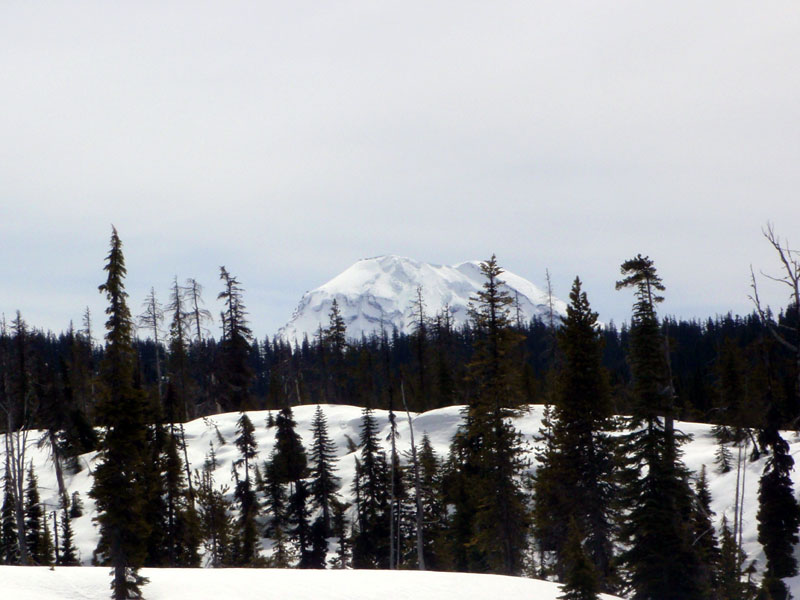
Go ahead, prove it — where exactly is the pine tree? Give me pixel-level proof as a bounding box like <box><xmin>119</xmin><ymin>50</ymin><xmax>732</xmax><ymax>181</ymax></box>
<box><xmin>757</xmin><ymin>414</ymin><xmax>800</xmax><ymax>600</ymax></box>
<box><xmin>328</xmin><ymin>498</ymin><xmax>350</xmax><ymax>569</ymax></box>
<box><xmin>615</xmin><ymin>254</ymin><xmax>706</xmax><ymax>600</ymax></box>
<box><xmin>309</xmin><ymin>405</ymin><xmax>340</xmax><ymax>534</ymax></box>
<box><xmin>217</xmin><ymin>267</ymin><xmax>254</xmax><ymax>412</ymax></box>
<box><xmin>719</xmin><ymin>514</ymin><xmax>747</xmax><ymax>600</ymax></box>
<box><xmin>692</xmin><ymin>465</ymin><xmax>722</xmax><ymax>598</ymax></box>
<box><xmin>90</xmin><ymin>226</ymin><xmax>151</xmax><ymax>599</ymax></box>
<box><xmin>351</xmin><ymin>407</ymin><xmax>390</xmax><ymax>568</ymax></box>
<box><xmin>24</xmin><ymin>464</ymin><xmax>45</xmax><ymax>564</ymax></box>
<box><xmin>233</xmin><ymin>413</ymin><xmax>260</xmax><ymax>565</ymax></box>
<box><xmin>195</xmin><ymin>444</ymin><xmax>234</xmax><ymax>567</ymax></box>
<box><xmin>533</xmin><ymin>277</ymin><xmax>617</xmax><ymax>590</ymax></box>
<box><xmin>59</xmin><ymin>508</ymin><xmax>79</xmax><ymax>565</ymax></box>
<box><xmin>1</xmin><ymin>466</ymin><xmax>20</xmax><ymax>564</ymax></box>
<box><xmin>448</xmin><ymin>255</ymin><xmax>529</xmax><ymax>575</ymax></box>
<box><xmin>558</xmin><ymin>519</ymin><xmax>600</xmax><ymax>600</ymax></box>
<box><xmin>68</xmin><ymin>491</ymin><xmax>84</xmax><ymax>519</ymax></box>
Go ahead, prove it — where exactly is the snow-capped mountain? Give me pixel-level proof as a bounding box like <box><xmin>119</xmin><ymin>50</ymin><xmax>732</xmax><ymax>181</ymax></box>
<box><xmin>278</xmin><ymin>255</ymin><xmax>567</xmax><ymax>343</ymax></box>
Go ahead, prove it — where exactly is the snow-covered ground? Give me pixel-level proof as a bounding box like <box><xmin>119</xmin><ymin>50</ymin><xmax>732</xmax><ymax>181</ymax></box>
<box><xmin>0</xmin><ymin>565</ymin><xmax>623</xmax><ymax>600</ymax></box>
<box><xmin>7</xmin><ymin>404</ymin><xmax>800</xmax><ymax>597</ymax></box>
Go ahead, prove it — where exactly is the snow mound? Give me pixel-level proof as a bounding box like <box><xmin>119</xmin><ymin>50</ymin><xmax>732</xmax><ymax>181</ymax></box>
<box><xmin>278</xmin><ymin>255</ymin><xmax>566</xmax><ymax>343</ymax></box>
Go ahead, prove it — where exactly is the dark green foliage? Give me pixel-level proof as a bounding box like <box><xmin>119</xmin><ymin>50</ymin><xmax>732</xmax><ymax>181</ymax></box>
<box><xmin>328</xmin><ymin>498</ymin><xmax>350</xmax><ymax>569</ymax></box>
<box><xmin>24</xmin><ymin>464</ymin><xmax>45</xmax><ymax>564</ymax></box>
<box><xmin>309</xmin><ymin>405</ymin><xmax>340</xmax><ymax>534</ymax></box>
<box><xmin>59</xmin><ymin>508</ymin><xmax>79</xmax><ymax>565</ymax></box>
<box><xmin>558</xmin><ymin>520</ymin><xmax>600</xmax><ymax>600</ymax></box>
<box><xmin>616</xmin><ymin>255</ymin><xmax>707</xmax><ymax>600</ymax></box>
<box><xmin>691</xmin><ymin>465</ymin><xmax>722</xmax><ymax>598</ymax></box>
<box><xmin>217</xmin><ymin>267</ymin><xmax>254</xmax><ymax>412</ymax></box>
<box><xmin>68</xmin><ymin>491</ymin><xmax>84</xmax><ymax>519</ymax></box>
<box><xmin>233</xmin><ymin>413</ymin><xmax>260</xmax><ymax>565</ymax></box>
<box><xmin>533</xmin><ymin>277</ymin><xmax>617</xmax><ymax>591</ymax></box>
<box><xmin>90</xmin><ymin>227</ymin><xmax>151</xmax><ymax>599</ymax></box>
<box><xmin>416</xmin><ymin>433</ymin><xmax>447</xmax><ymax>570</ymax></box>
<box><xmin>195</xmin><ymin>445</ymin><xmax>234</xmax><ymax>567</ymax></box>
<box><xmin>447</xmin><ymin>256</ymin><xmax>530</xmax><ymax>576</ymax></box>
<box><xmin>351</xmin><ymin>407</ymin><xmax>390</xmax><ymax>568</ymax></box>
<box><xmin>163</xmin><ymin>425</ymin><xmax>201</xmax><ymax>567</ymax></box>
<box><xmin>1</xmin><ymin>467</ymin><xmax>19</xmax><ymax>564</ymax></box>
<box><xmin>757</xmin><ymin>422</ymin><xmax>800</xmax><ymax>595</ymax></box>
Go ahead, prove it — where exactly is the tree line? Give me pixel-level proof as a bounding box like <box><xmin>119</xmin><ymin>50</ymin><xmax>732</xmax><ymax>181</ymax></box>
<box><xmin>2</xmin><ymin>226</ymin><xmax>800</xmax><ymax>600</ymax></box>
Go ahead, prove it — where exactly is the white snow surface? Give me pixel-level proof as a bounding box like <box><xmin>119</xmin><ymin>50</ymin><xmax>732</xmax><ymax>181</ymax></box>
<box><xmin>6</xmin><ymin>404</ymin><xmax>800</xmax><ymax>597</ymax></box>
<box><xmin>0</xmin><ymin>566</ymin><xmax>621</xmax><ymax>600</ymax></box>
<box><xmin>277</xmin><ymin>255</ymin><xmax>567</xmax><ymax>343</ymax></box>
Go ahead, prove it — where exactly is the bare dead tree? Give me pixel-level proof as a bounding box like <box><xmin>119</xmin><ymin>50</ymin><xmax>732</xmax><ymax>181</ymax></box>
<box><xmin>401</xmin><ymin>380</ymin><xmax>426</xmax><ymax>570</ymax></box>
<box><xmin>750</xmin><ymin>223</ymin><xmax>800</xmax><ymax>420</ymax></box>
<box><xmin>138</xmin><ymin>287</ymin><xmax>165</xmax><ymax>402</ymax></box>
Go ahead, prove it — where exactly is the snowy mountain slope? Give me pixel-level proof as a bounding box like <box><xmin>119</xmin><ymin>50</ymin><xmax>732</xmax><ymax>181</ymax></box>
<box><xmin>11</xmin><ymin>403</ymin><xmax>799</xmax><ymax>597</ymax></box>
<box><xmin>277</xmin><ymin>255</ymin><xmax>567</xmax><ymax>343</ymax></box>
<box><xmin>0</xmin><ymin>566</ymin><xmax>623</xmax><ymax>600</ymax></box>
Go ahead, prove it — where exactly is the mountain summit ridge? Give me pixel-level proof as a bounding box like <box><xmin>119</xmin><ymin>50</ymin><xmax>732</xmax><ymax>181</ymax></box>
<box><xmin>278</xmin><ymin>255</ymin><xmax>567</xmax><ymax>343</ymax></box>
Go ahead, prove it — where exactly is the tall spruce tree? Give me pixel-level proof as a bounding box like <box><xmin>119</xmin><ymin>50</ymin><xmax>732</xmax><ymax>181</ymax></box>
<box><xmin>233</xmin><ymin>413</ymin><xmax>260</xmax><ymax>565</ymax></box>
<box><xmin>309</xmin><ymin>405</ymin><xmax>340</xmax><ymax>534</ymax></box>
<box><xmin>533</xmin><ymin>277</ymin><xmax>617</xmax><ymax>591</ymax></box>
<box><xmin>90</xmin><ymin>226</ymin><xmax>151</xmax><ymax>599</ymax></box>
<box><xmin>217</xmin><ymin>267</ymin><xmax>254</xmax><ymax>412</ymax></box>
<box><xmin>351</xmin><ymin>406</ymin><xmax>390</xmax><ymax>568</ymax></box>
<box><xmin>1</xmin><ymin>466</ymin><xmax>20</xmax><ymax>564</ymax></box>
<box><xmin>757</xmin><ymin>408</ymin><xmax>800</xmax><ymax>600</ymax></box>
<box><xmin>616</xmin><ymin>254</ymin><xmax>706</xmax><ymax>600</ymax></box>
<box><xmin>23</xmin><ymin>464</ymin><xmax>45</xmax><ymax>564</ymax></box>
<box><xmin>448</xmin><ymin>255</ymin><xmax>529</xmax><ymax>575</ymax></box>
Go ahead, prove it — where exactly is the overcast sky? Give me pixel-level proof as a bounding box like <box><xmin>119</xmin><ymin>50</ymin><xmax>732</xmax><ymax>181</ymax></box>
<box><xmin>2</xmin><ymin>1</ymin><xmax>799</xmax><ymax>339</ymax></box>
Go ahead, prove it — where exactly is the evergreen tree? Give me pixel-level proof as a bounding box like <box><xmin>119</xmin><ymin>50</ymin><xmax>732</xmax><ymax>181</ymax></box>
<box><xmin>308</xmin><ymin>405</ymin><xmax>340</xmax><ymax>534</ymax></box>
<box><xmin>233</xmin><ymin>413</ymin><xmax>260</xmax><ymax>565</ymax></box>
<box><xmin>691</xmin><ymin>465</ymin><xmax>722</xmax><ymax>598</ymax></box>
<box><xmin>217</xmin><ymin>267</ymin><xmax>254</xmax><ymax>412</ymax></box>
<box><xmin>757</xmin><ymin>412</ymin><xmax>800</xmax><ymax>600</ymax></box>
<box><xmin>615</xmin><ymin>254</ymin><xmax>706</xmax><ymax>600</ymax></box>
<box><xmin>24</xmin><ymin>464</ymin><xmax>45</xmax><ymax>564</ymax></box>
<box><xmin>533</xmin><ymin>277</ymin><xmax>617</xmax><ymax>590</ymax></box>
<box><xmin>351</xmin><ymin>407</ymin><xmax>390</xmax><ymax>568</ymax></box>
<box><xmin>718</xmin><ymin>514</ymin><xmax>747</xmax><ymax>600</ymax></box>
<box><xmin>90</xmin><ymin>226</ymin><xmax>151</xmax><ymax>599</ymax></box>
<box><xmin>558</xmin><ymin>519</ymin><xmax>600</xmax><ymax>600</ymax></box>
<box><xmin>1</xmin><ymin>466</ymin><xmax>20</xmax><ymax>564</ymax></box>
<box><xmin>328</xmin><ymin>498</ymin><xmax>350</xmax><ymax>569</ymax></box>
<box><xmin>448</xmin><ymin>255</ymin><xmax>529</xmax><ymax>575</ymax></box>
<box><xmin>68</xmin><ymin>491</ymin><xmax>84</xmax><ymax>519</ymax></box>
<box><xmin>195</xmin><ymin>445</ymin><xmax>234</xmax><ymax>567</ymax></box>
<box><xmin>59</xmin><ymin>507</ymin><xmax>79</xmax><ymax>565</ymax></box>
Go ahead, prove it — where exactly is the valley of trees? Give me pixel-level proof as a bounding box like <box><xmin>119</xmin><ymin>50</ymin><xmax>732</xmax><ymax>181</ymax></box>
<box><xmin>3</xmin><ymin>226</ymin><xmax>800</xmax><ymax>600</ymax></box>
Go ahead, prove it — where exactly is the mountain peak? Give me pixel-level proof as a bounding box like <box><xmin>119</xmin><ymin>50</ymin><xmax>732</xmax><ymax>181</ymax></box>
<box><xmin>278</xmin><ymin>257</ymin><xmax>566</xmax><ymax>343</ymax></box>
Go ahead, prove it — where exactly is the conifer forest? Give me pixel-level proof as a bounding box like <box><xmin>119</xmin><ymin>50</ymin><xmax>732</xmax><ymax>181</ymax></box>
<box><xmin>3</xmin><ymin>227</ymin><xmax>800</xmax><ymax>600</ymax></box>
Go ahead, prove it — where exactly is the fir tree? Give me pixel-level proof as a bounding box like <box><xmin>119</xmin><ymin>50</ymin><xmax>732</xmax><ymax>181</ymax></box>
<box><xmin>309</xmin><ymin>405</ymin><xmax>340</xmax><ymax>534</ymax></box>
<box><xmin>1</xmin><ymin>466</ymin><xmax>20</xmax><ymax>564</ymax></box>
<box><xmin>757</xmin><ymin>415</ymin><xmax>800</xmax><ymax>600</ymax></box>
<box><xmin>195</xmin><ymin>445</ymin><xmax>234</xmax><ymax>567</ymax></box>
<box><xmin>616</xmin><ymin>254</ymin><xmax>707</xmax><ymax>600</ymax></box>
<box><xmin>448</xmin><ymin>255</ymin><xmax>529</xmax><ymax>575</ymax></box>
<box><xmin>533</xmin><ymin>277</ymin><xmax>616</xmax><ymax>590</ymax></box>
<box><xmin>68</xmin><ymin>491</ymin><xmax>84</xmax><ymax>519</ymax></box>
<box><xmin>24</xmin><ymin>464</ymin><xmax>45</xmax><ymax>564</ymax></box>
<box><xmin>692</xmin><ymin>465</ymin><xmax>722</xmax><ymax>598</ymax></box>
<box><xmin>59</xmin><ymin>508</ymin><xmax>79</xmax><ymax>565</ymax></box>
<box><xmin>217</xmin><ymin>267</ymin><xmax>254</xmax><ymax>412</ymax></box>
<box><xmin>351</xmin><ymin>407</ymin><xmax>390</xmax><ymax>568</ymax></box>
<box><xmin>558</xmin><ymin>519</ymin><xmax>600</xmax><ymax>600</ymax></box>
<box><xmin>233</xmin><ymin>413</ymin><xmax>260</xmax><ymax>565</ymax></box>
<box><xmin>90</xmin><ymin>226</ymin><xmax>151</xmax><ymax>599</ymax></box>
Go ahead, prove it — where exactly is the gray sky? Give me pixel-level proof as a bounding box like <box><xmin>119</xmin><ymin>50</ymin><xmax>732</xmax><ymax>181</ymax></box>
<box><xmin>2</xmin><ymin>1</ymin><xmax>800</xmax><ymax>338</ymax></box>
